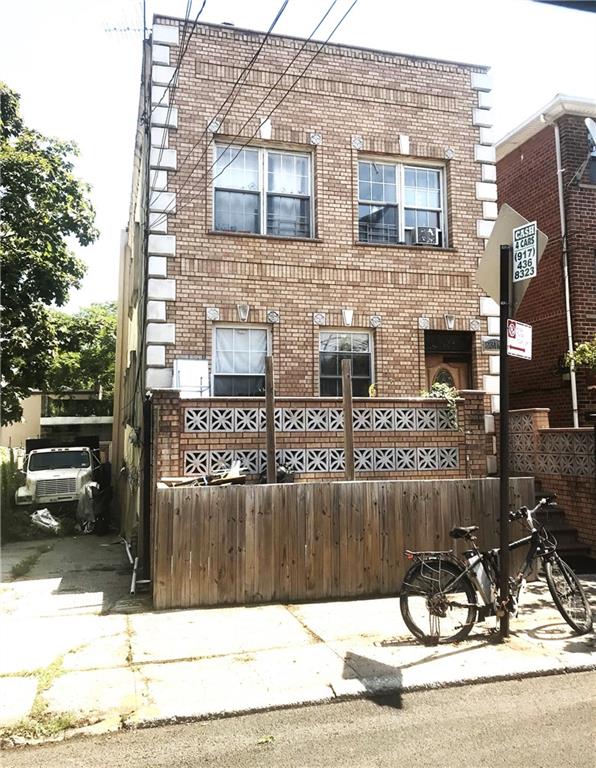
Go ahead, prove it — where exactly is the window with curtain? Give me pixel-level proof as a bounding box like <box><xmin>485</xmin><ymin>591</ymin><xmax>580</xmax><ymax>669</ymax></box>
<box><xmin>213</xmin><ymin>326</ymin><xmax>268</xmax><ymax>396</ymax></box>
<box><xmin>214</xmin><ymin>145</ymin><xmax>312</xmax><ymax>238</ymax></box>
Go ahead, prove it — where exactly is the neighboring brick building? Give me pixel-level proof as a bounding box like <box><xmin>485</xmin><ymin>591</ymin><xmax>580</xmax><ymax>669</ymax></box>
<box><xmin>113</xmin><ymin>17</ymin><xmax>501</xmax><ymax>541</ymax></box>
<box><xmin>496</xmin><ymin>95</ymin><xmax>596</xmax><ymax>427</ymax></box>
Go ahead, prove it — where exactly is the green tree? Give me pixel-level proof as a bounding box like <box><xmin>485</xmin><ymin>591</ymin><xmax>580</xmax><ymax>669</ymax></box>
<box><xmin>47</xmin><ymin>302</ymin><xmax>117</xmax><ymax>400</ymax></box>
<box><xmin>0</xmin><ymin>82</ymin><xmax>98</xmax><ymax>424</ymax></box>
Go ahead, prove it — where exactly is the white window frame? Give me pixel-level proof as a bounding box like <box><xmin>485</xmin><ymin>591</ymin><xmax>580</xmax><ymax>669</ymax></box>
<box><xmin>357</xmin><ymin>157</ymin><xmax>447</xmax><ymax>246</ymax></box>
<box><xmin>211</xmin><ymin>323</ymin><xmax>271</xmax><ymax>397</ymax></box>
<box><xmin>318</xmin><ymin>329</ymin><xmax>375</xmax><ymax>397</ymax></box>
<box><xmin>213</xmin><ymin>145</ymin><xmax>314</xmax><ymax>238</ymax></box>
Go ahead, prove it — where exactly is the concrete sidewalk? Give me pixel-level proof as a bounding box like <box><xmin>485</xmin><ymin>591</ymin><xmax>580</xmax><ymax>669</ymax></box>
<box><xmin>0</xmin><ymin>536</ymin><xmax>594</xmax><ymax>746</ymax></box>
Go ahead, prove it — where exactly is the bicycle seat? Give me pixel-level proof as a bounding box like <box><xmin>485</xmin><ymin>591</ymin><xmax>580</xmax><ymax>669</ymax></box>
<box><xmin>449</xmin><ymin>525</ymin><xmax>479</xmax><ymax>540</ymax></box>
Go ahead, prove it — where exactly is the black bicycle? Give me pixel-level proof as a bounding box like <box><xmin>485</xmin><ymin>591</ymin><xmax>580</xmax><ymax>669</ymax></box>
<box><xmin>399</xmin><ymin>497</ymin><xmax>593</xmax><ymax>645</ymax></box>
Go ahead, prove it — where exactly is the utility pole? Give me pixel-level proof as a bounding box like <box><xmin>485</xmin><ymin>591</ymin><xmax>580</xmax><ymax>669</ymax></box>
<box><xmin>499</xmin><ymin>244</ymin><xmax>511</xmax><ymax>638</ymax></box>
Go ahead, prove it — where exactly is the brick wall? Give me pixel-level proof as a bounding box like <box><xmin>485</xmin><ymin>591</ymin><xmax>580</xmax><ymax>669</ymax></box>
<box><xmin>151</xmin><ymin>389</ymin><xmax>488</xmax><ymax>482</ymax></box>
<box><xmin>146</xmin><ymin>19</ymin><xmax>498</xmax><ymax>406</ymax></box>
<box><xmin>497</xmin><ymin>115</ymin><xmax>596</xmax><ymax>426</ymax></box>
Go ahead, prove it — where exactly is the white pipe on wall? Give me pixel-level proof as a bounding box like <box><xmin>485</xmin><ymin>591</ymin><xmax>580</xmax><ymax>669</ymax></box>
<box><xmin>553</xmin><ymin>121</ymin><xmax>579</xmax><ymax>429</ymax></box>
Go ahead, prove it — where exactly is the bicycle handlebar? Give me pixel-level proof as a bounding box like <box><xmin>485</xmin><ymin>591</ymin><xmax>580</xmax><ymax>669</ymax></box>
<box><xmin>509</xmin><ymin>495</ymin><xmax>556</xmax><ymax>526</ymax></box>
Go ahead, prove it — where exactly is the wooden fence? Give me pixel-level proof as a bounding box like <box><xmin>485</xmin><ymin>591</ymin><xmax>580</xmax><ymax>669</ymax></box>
<box><xmin>152</xmin><ymin>477</ymin><xmax>534</xmax><ymax>610</ymax></box>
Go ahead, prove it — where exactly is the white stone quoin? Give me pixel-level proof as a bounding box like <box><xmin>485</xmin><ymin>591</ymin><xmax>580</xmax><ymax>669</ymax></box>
<box><xmin>475</xmin><ymin>182</ymin><xmax>498</xmax><ymax>202</ymax></box>
<box><xmin>151</xmin><ymin>85</ymin><xmax>170</xmax><ymax>106</ymax></box>
<box><xmin>476</xmin><ymin>219</ymin><xmax>495</xmax><ymax>239</ymax></box>
<box><xmin>148</xmin><ymin>234</ymin><xmax>176</xmax><ymax>255</ymax></box>
<box><xmin>151</xmin><ymin>105</ymin><xmax>178</xmax><ymax>128</ymax></box>
<box><xmin>487</xmin><ymin>316</ymin><xmax>500</xmax><ymax>335</ymax></box>
<box><xmin>146</xmin><ymin>367</ymin><xmax>173</xmax><ymax>389</ymax></box>
<box><xmin>470</xmin><ymin>71</ymin><xmax>493</xmax><ymax>91</ymax></box>
<box><xmin>480</xmin><ymin>297</ymin><xmax>499</xmax><ymax>316</ymax></box>
<box><xmin>146</xmin><ymin>323</ymin><xmax>175</xmax><ymax>344</ymax></box>
<box><xmin>148</xmin><ymin>256</ymin><xmax>167</xmax><ymax>277</ymax></box>
<box><xmin>146</xmin><ymin>345</ymin><xmax>166</xmax><ymax>366</ymax></box>
<box><xmin>152</xmin><ymin>44</ymin><xmax>170</xmax><ymax>65</ymax></box>
<box><xmin>149</xmin><ymin>212</ymin><xmax>168</xmax><ymax>233</ymax></box>
<box><xmin>150</xmin><ymin>170</ymin><xmax>168</xmax><ymax>191</ymax></box>
<box><xmin>483</xmin><ymin>201</ymin><xmax>498</xmax><ymax>220</ymax></box>
<box><xmin>152</xmin><ymin>65</ymin><xmax>176</xmax><ymax>86</ymax></box>
<box><xmin>151</xmin><ymin>127</ymin><xmax>168</xmax><ymax>147</ymax></box>
<box><xmin>150</xmin><ymin>148</ymin><xmax>177</xmax><ymax>170</ymax></box>
<box><xmin>147</xmin><ymin>301</ymin><xmax>167</xmax><ymax>321</ymax></box>
<box><xmin>483</xmin><ymin>375</ymin><xmax>500</xmax><ymax>395</ymax></box>
<box><xmin>474</xmin><ymin>144</ymin><xmax>496</xmax><ymax>163</ymax></box>
<box><xmin>148</xmin><ymin>278</ymin><xmax>176</xmax><ymax>301</ymax></box>
<box><xmin>153</xmin><ymin>23</ymin><xmax>179</xmax><ymax>46</ymax></box>
<box><xmin>149</xmin><ymin>191</ymin><xmax>176</xmax><ymax>213</ymax></box>
<box><xmin>481</xmin><ymin>164</ymin><xmax>497</xmax><ymax>182</ymax></box>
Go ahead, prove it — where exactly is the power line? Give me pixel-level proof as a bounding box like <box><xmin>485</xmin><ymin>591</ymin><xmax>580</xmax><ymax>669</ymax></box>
<box><xmin>151</xmin><ymin>0</ymin><xmax>358</xmax><ymax>230</ymax></box>
<box><xmin>171</xmin><ymin>0</ymin><xmax>339</xmax><ymax>210</ymax></box>
<box><xmin>173</xmin><ymin>0</ymin><xmax>291</xmax><ymax>180</ymax></box>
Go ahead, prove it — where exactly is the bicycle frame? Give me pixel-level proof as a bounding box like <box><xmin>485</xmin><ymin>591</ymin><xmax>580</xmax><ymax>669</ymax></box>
<box><xmin>406</xmin><ymin>500</ymin><xmax>558</xmax><ymax>619</ymax></box>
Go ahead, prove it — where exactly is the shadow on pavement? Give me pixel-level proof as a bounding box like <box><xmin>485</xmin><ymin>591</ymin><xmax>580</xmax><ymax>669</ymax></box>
<box><xmin>343</xmin><ymin>651</ymin><xmax>403</xmax><ymax>709</ymax></box>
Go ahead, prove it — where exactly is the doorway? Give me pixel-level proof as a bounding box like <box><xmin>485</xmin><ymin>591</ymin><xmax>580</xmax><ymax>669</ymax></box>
<box><xmin>424</xmin><ymin>331</ymin><xmax>473</xmax><ymax>390</ymax></box>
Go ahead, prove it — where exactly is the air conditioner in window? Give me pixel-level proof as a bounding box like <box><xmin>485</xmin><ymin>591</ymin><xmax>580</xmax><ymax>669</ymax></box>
<box><xmin>416</xmin><ymin>226</ymin><xmax>439</xmax><ymax>245</ymax></box>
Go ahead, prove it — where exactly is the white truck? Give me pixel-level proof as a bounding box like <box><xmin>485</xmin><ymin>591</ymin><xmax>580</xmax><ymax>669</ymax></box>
<box><xmin>15</xmin><ymin>445</ymin><xmax>97</xmax><ymax>514</ymax></box>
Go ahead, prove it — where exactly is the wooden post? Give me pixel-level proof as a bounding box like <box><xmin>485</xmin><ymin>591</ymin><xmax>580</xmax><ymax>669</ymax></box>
<box><xmin>342</xmin><ymin>359</ymin><xmax>355</xmax><ymax>481</ymax></box>
<box><xmin>265</xmin><ymin>356</ymin><xmax>276</xmax><ymax>484</ymax></box>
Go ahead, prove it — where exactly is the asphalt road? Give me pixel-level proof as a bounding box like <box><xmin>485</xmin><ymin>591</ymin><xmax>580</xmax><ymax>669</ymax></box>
<box><xmin>3</xmin><ymin>672</ymin><xmax>595</xmax><ymax>768</ymax></box>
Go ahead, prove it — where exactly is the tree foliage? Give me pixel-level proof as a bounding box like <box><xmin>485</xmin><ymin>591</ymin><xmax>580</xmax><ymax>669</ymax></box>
<box><xmin>47</xmin><ymin>302</ymin><xmax>117</xmax><ymax>399</ymax></box>
<box><xmin>0</xmin><ymin>82</ymin><xmax>98</xmax><ymax>424</ymax></box>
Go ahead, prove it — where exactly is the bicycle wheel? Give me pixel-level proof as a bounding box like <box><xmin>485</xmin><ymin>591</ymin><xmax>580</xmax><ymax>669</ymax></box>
<box><xmin>545</xmin><ymin>555</ymin><xmax>593</xmax><ymax>635</ymax></box>
<box><xmin>400</xmin><ymin>559</ymin><xmax>477</xmax><ymax>645</ymax></box>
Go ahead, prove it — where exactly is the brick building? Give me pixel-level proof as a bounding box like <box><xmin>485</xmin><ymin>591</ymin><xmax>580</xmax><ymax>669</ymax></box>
<box><xmin>496</xmin><ymin>95</ymin><xmax>596</xmax><ymax>427</ymax></box>
<box><xmin>113</xmin><ymin>17</ymin><xmax>501</xmax><ymax>542</ymax></box>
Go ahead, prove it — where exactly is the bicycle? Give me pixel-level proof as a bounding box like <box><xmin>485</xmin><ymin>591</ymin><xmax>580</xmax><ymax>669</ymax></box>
<box><xmin>399</xmin><ymin>497</ymin><xmax>593</xmax><ymax>645</ymax></box>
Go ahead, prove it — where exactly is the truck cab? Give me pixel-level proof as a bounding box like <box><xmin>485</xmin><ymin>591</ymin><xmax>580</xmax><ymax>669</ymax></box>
<box><xmin>15</xmin><ymin>446</ymin><xmax>97</xmax><ymax>512</ymax></box>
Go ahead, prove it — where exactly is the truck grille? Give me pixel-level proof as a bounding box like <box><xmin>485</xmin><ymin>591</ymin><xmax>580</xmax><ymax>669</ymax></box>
<box><xmin>37</xmin><ymin>478</ymin><xmax>77</xmax><ymax>497</ymax></box>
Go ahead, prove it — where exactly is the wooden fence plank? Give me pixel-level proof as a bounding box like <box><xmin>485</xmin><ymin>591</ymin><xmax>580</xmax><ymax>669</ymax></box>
<box><xmin>151</xmin><ymin>477</ymin><xmax>535</xmax><ymax>609</ymax></box>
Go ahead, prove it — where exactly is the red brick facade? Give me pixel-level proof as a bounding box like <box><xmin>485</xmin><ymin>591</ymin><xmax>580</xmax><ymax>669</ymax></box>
<box><xmin>497</xmin><ymin>107</ymin><xmax>596</xmax><ymax>427</ymax></box>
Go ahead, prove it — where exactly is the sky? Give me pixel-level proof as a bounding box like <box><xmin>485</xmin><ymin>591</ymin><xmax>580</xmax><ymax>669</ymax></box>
<box><xmin>1</xmin><ymin>0</ymin><xmax>595</xmax><ymax>312</ymax></box>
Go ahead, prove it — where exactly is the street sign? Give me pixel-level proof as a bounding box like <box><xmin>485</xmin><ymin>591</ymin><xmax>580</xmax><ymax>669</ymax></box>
<box><xmin>507</xmin><ymin>319</ymin><xmax>532</xmax><ymax>360</ymax></box>
<box><xmin>476</xmin><ymin>204</ymin><xmax>548</xmax><ymax>316</ymax></box>
<box><xmin>512</xmin><ymin>221</ymin><xmax>537</xmax><ymax>282</ymax></box>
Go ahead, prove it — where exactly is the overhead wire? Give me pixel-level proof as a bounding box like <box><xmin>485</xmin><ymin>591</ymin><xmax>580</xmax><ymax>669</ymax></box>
<box><xmin>173</xmin><ymin>0</ymin><xmax>291</xmax><ymax>179</ymax></box>
<box><xmin>150</xmin><ymin>0</ymin><xmax>357</xmax><ymax>230</ymax></box>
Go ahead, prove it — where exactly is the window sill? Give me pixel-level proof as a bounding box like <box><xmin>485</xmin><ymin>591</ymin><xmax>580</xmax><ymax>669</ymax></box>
<box><xmin>207</xmin><ymin>230</ymin><xmax>323</xmax><ymax>244</ymax></box>
<box><xmin>354</xmin><ymin>241</ymin><xmax>456</xmax><ymax>253</ymax></box>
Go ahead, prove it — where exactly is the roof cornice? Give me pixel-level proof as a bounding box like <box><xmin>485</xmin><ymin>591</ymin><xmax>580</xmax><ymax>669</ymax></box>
<box><xmin>496</xmin><ymin>95</ymin><xmax>596</xmax><ymax>161</ymax></box>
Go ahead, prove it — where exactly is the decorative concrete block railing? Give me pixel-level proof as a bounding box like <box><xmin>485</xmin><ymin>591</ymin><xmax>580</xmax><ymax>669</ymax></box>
<box><xmin>151</xmin><ymin>390</ymin><xmax>489</xmax><ymax>481</ymax></box>
<box><xmin>509</xmin><ymin>408</ymin><xmax>595</xmax><ymax>553</ymax></box>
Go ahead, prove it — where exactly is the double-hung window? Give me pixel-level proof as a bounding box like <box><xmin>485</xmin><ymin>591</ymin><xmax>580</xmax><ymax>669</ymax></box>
<box><xmin>214</xmin><ymin>145</ymin><xmax>312</xmax><ymax>238</ymax></box>
<box><xmin>358</xmin><ymin>160</ymin><xmax>445</xmax><ymax>246</ymax></box>
<box><xmin>213</xmin><ymin>326</ymin><xmax>268</xmax><ymax>396</ymax></box>
<box><xmin>319</xmin><ymin>331</ymin><xmax>373</xmax><ymax>397</ymax></box>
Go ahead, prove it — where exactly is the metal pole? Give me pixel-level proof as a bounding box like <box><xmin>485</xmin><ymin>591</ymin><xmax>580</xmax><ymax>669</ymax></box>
<box><xmin>499</xmin><ymin>244</ymin><xmax>511</xmax><ymax>638</ymax></box>
<box><xmin>265</xmin><ymin>356</ymin><xmax>276</xmax><ymax>484</ymax></box>
<box><xmin>342</xmin><ymin>359</ymin><xmax>355</xmax><ymax>481</ymax></box>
